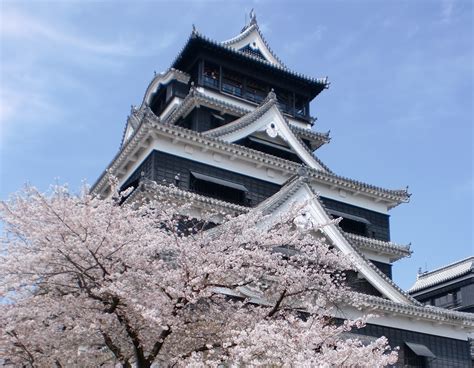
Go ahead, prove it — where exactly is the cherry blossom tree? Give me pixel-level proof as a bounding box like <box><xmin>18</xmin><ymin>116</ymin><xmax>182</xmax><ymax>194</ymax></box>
<box><xmin>0</xmin><ymin>182</ymin><xmax>398</xmax><ymax>367</ymax></box>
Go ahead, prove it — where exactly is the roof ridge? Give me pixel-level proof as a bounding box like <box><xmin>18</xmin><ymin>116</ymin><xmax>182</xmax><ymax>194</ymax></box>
<box><xmin>249</xmin><ymin>179</ymin><xmax>418</xmax><ymax>305</ymax></box>
<box><xmin>353</xmin><ymin>292</ymin><xmax>474</xmax><ymax>325</ymax></box>
<box><xmin>418</xmin><ymin>256</ymin><xmax>474</xmax><ymax>278</ymax></box>
<box><xmin>203</xmin><ymin>90</ymin><xmax>277</xmax><ymax>138</ymax></box>
<box><xmin>342</xmin><ymin>232</ymin><xmax>412</xmax><ymax>258</ymax></box>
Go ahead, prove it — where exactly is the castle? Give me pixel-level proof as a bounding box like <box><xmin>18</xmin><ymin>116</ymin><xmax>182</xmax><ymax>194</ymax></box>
<box><xmin>91</xmin><ymin>13</ymin><xmax>474</xmax><ymax>367</ymax></box>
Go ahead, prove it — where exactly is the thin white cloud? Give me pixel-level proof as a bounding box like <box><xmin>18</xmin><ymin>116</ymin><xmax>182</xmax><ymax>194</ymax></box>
<box><xmin>0</xmin><ymin>86</ymin><xmax>61</xmax><ymax>146</ymax></box>
<box><xmin>1</xmin><ymin>9</ymin><xmax>135</xmax><ymax>56</ymax></box>
<box><xmin>0</xmin><ymin>8</ymin><xmax>177</xmax><ymax>58</ymax></box>
<box><xmin>0</xmin><ymin>6</ymin><xmax>178</xmax><ymax>145</ymax></box>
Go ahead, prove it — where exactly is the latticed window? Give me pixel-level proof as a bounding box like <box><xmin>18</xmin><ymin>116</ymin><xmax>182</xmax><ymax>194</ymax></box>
<box><xmin>222</xmin><ymin>69</ymin><xmax>243</xmax><ymax>97</ymax></box>
<box><xmin>275</xmin><ymin>89</ymin><xmax>292</xmax><ymax>114</ymax></box>
<box><xmin>189</xmin><ymin>171</ymin><xmax>249</xmax><ymax>206</ymax></box>
<box><xmin>245</xmin><ymin>78</ymin><xmax>266</xmax><ymax>103</ymax></box>
<box><xmin>295</xmin><ymin>95</ymin><xmax>308</xmax><ymax>117</ymax></box>
<box><xmin>203</xmin><ymin>62</ymin><xmax>219</xmax><ymax>89</ymax></box>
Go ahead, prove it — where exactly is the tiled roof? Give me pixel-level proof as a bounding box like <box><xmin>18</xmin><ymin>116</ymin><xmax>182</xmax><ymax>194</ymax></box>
<box><xmin>123</xmin><ymin>177</ymin><xmax>408</xmax><ymax>262</ymax></box>
<box><xmin>92</xmin><ymin>113</ymin><xmax>410</xmax><ymax>206</ymax></box>
<box><xmin>356</xmin><ymin>293</ymin><xmax>474</xmax><ymax>327</ymax></box>
<box><xmin>171</xmin><ymin>29</ymin><xmax>328</xmax><ymax>90</ymax></box>
<box><xmin>122</xmin><ymin>176</ymin><xmax>474</xmax><ymax>327</ymax></box>
<box><xmin>166</xmin><ymin>86</ymin><xmax>251</xmax><ymax>125</ymax></box>
<box><xmin>253</xmin><ymin>175</ymin><xmax>419</xmax><ymax>305</ymax></box>
<box><xmin>342</xmin><ymin>232</ymin><xmax>412</xmax><ymax>261</ymax></box>
<box><xmin>409</xmin><ymin>257</ymin><xmax>474</xmax><ymax>293</ymax></box>
<box><xmin>221</xmin><ymin>21</ymin><xmax>287</xmax><ymax>69</ymax></box>
<box><xmin>288</xmin><ymin>124</ymin><xmax>330</xmax><ymax>150</ymax></box>
<box><xmin>166</xmin><ymin>87</ymin><xmax>327</xmax><ymax>148</ymax></box>
<box><xmin>203</xmin><ymin>91</ymin><xmax>332</xmax><ymax>172</ymax></box>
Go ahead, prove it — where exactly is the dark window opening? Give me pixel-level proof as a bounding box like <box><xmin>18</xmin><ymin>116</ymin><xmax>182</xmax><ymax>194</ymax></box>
<box><xmin>203</xmin><ymin>62</ymin><xmax>220</xmax><ymax>89</ymax></box>
<box><xmin>245</xmin><ymin>78</ymin><xmax>267</xmax><ymax>103</ymax></box>
<box><xmin>338</xmin><ymin>217</ymin><xmax>368</xmax><ymax>236</ymax></box>
<box><xmin>295</xmin><ymin>95</ymin><xmax>309</xmax><ymax>118</ymax></box>
<box><xmin>404</xmin><ymin>342</ymin><xmax>435</xmax><ymax>368</ymax></box>
<box><xmin>189</xmin><ymin>172</ymin><xmax>249</xmax><ymax>206</ymax></box>
<box><xmin>345</xmin><ymin>271</ymin><xmax>382</xmax><ymax>297</ymax></box>
<box><xmin>150</xmin><ymin>89</ymin><xmax>167</xmax><ymax>116</ymax></box>
<box><xmin>222</xmin><ymin>69</ymin><xmax>243</xmax><ymax>97</ymax></box>
<box><xmin>177</xmin><ymin>114</ymin><xmax>193</xmax><ymax>130</ymax></box>
<box><xmin>198</xmin><ymin>62</ymin><xmax>311</xmax><ymax>121</ymax></box>
<box><xmin>404</xmin><ymin>349</ymin><xmax>426</xmax><ymax>368</ymax></box>
<box><xmin>236</xmin><ymin>136</ymin><xmax>303</xmax><ymax>163</ymax></box>
<box><xmin>275</xmin><ymin>89</ymin><xmax>293</xmax><ymax>115</ymax></box>
<box><xmin>210</xmin><ymin>113</ymin><xmax>226</xmax><ymax>129</ymax></box>
<box><xmin>431</xmin><ymin>289</ymin><xmax>462</xmax><ymax>308</ymax></box>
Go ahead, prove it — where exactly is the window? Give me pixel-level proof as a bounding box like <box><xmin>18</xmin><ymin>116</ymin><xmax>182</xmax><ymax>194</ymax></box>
<box><xmin>222</xmin><ymin>70</ymin><xmax>243</xmax><ymax>97</ymax></box>
<box><xmin>245</xmin><ymin>78</ymin><xmax>267</xmax><ymax>103</ymax></box>
<box><xmin>189</xmin><ymin>172</ymin><xmax>249</xmax><ymax>206</ymax></box>
<box><xmin>404</xmin><ymin>342</ymin><xmax>435</xmax><ymax>368</ymax></box>
<box><xmin>432</xmin><ymin>289</ymin><xmax>461</xmax><ymax>308</ymax></box>
<box><xmin>329</xmin><ymin>210</ymin><xmax>370</xmax><ymax>237</ymax></box>
<box><xmin>275</xmin><ymin>89</ymin><xmax>292</xmax><ymax>114</ymax></box>
<box><xmin>295</xmin><ymin>95</ymin><xmax>308</xmax><ymax>118</ymax></box>
<box><xmin>202</xmin><ymin>62</ymin><xmax>220</xmax><ymax>89</ymax></box>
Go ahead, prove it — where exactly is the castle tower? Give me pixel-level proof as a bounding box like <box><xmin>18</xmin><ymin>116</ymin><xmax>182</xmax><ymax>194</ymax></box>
<box><xmin>92</xmin><ymin>13</ymin><xmax>473</xmax><ymax>367</ymax></box>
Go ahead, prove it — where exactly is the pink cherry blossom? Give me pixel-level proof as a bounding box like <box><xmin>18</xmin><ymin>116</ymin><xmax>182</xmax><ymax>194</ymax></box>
<box><xmin>0</xmin><ymin>182</ymin><xmax>398</xmax><ymax>367</ymax></box>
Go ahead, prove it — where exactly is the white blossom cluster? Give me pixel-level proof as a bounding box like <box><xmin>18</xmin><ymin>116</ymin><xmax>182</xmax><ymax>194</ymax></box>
<box><xmin>0</xmin><ymin>183</ymin><xmax>398</xmax><ymax>367</ymax></box>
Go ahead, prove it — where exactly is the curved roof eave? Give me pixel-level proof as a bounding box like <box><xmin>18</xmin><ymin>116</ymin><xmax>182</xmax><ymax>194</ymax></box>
<box><xmin>170</xmin><ymin>30</ymin><xmax>329</xmax><ymax>97</ymax></box>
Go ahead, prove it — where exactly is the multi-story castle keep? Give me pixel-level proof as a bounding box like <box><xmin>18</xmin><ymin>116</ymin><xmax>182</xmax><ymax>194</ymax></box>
<box><xmin>91</xmin><ymin>13</ymin><xmax>474</xmax><ymax>367</ymax></box>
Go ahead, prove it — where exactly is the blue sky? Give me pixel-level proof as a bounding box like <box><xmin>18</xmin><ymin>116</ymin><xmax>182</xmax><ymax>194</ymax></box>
<box><xmin>0</xmin><ymin>0</ymin><xmax>472</xmax><ymax>290</ymax></box>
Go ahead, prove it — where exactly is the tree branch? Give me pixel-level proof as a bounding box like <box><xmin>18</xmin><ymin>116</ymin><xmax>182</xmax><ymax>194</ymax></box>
<box><xmin>267</xmin><ymin>289</ymin><xmax>287</xmax><ymax>318</ymax></box>
<box><xmin>101</xmin><ymin>331</ymin><xmax>131</xmax><ymax>368</ymax></box>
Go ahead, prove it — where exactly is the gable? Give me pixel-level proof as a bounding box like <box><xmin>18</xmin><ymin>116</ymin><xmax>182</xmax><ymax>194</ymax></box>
<box><xmin>222</xmin><ymin>24</ymin><xmax>285</xmax><ymax>68</ymax></box>
<box><xmin>257</xmin><ymin>181</ymin><xmax>416</xmax><ymax>305</ymax></box>
<box><xmin>205</xmin><ymin>103</ymin><xmax>327</xmax><ymax>171</ymax></box>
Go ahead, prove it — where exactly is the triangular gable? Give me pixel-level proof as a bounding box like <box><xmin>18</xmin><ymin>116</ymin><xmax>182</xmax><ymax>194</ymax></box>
<box><xmin>204</xmin><ymin>93</ymin><xmax>328</xmax><ymax>172</ymax></box>
<box><xmin>221</xmin><ymin>14</ymin><xmax>285</xmax><ymax>68</ymax></box>
<box><xmin>254</xmin><ymin>177</ymin><xmax>417</xmax><ymax>305</ymax></box>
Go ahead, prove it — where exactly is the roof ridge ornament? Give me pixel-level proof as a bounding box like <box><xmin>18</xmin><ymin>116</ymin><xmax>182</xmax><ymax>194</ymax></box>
<box><xmin>241</xmin><ymin>9</ymin><xmax>258</xmax><ymax>32</ymax></box>
<box><xmin>297</xmin><ymin>165</ymin><xmax>310</xmax><ymax>180</ymax></box>
<box><xmin>191</xmin><ymin>24</ymin><xmax>199</xmax><ymax>38</ymax></box>
<box><xmin>249</xmin><ymin>9</ymin><xmax>257</xmax><ymax>26</ymax></box>
<box><xmin>265</xmin><ymin>88</ymin><xmax>277</xmax><ymax>103</ymax></box>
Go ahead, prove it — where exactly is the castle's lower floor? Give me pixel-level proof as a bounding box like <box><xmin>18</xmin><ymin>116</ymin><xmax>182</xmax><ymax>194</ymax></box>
<box><xmin>358</xmin><ymin>323</ymin><xmax>471</xmax><ymax>367</ymax></box>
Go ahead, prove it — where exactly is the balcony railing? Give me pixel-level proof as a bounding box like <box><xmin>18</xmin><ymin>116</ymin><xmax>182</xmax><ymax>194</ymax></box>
<box><xmin>203</xmin><ymin>76</ymin><xmax>219</xmax><ymax>89</ymax></box>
